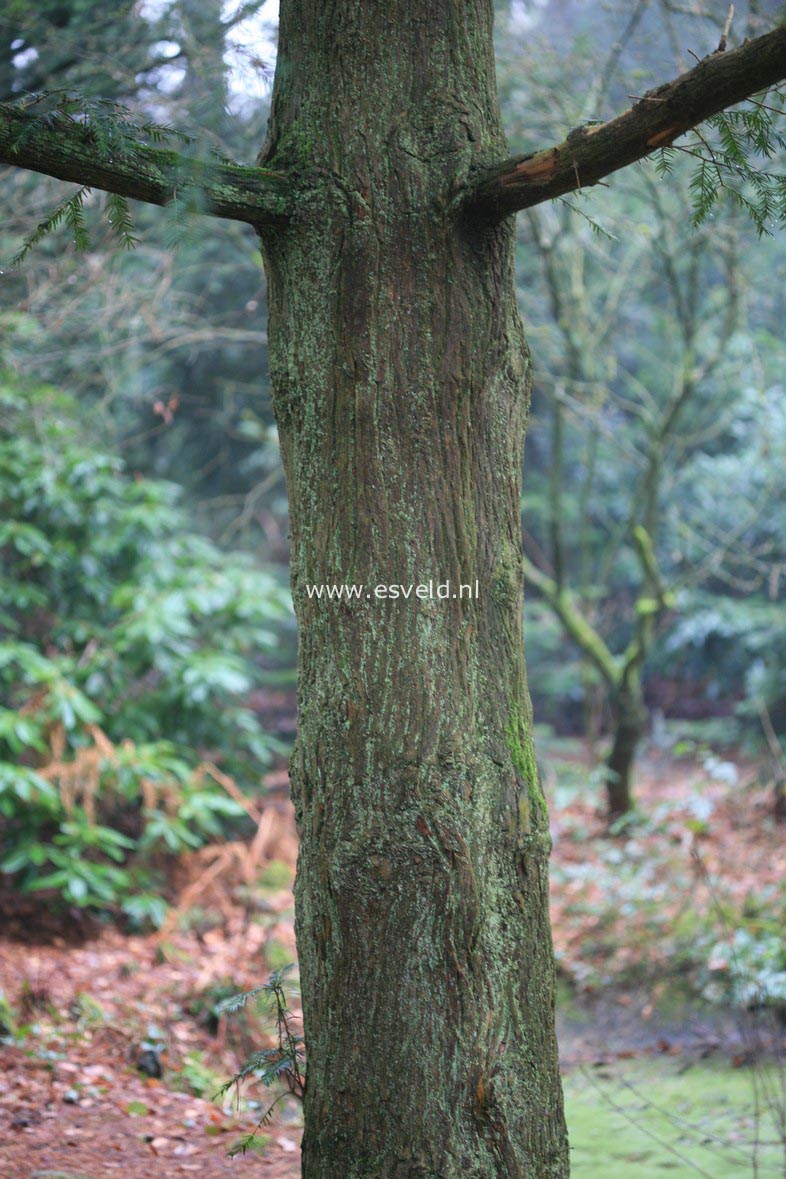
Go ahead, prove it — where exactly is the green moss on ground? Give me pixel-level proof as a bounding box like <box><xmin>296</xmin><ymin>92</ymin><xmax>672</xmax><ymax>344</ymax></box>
<box><xmin>258</xmin><ymin>859</ymin><xmax>293</xmax><ymax>891</ymax></box>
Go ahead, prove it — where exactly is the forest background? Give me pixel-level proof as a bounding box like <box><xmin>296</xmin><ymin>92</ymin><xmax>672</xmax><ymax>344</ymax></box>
<box><xmin>1</xmin><ymin>1</ymin><xmax>786</xmax><ymax>1175</ymax></box>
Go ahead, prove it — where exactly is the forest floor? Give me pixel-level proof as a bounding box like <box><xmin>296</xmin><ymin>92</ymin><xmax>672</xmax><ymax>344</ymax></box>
<box><xmin>1</xmin><ymin>742</ymin><xmax>784</xmax><ymax>1179</ymax></box>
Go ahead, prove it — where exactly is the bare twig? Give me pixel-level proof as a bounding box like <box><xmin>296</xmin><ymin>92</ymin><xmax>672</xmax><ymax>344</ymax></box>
<box><xmin>718</xmin><ymin>5</ymin><xmax>735</xmax><ymax>54</ymax></box>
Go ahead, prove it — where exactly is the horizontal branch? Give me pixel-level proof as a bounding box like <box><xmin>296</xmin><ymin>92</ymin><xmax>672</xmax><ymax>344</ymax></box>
<box><xmin>0</xmin><ymin>103</ymin><xmax>292</xmax><ymax>227</ymax></box>
<box><xmin>468</xmin><ymin>23</ymin><xmax>786</xmax><ymax>218</ymax></box>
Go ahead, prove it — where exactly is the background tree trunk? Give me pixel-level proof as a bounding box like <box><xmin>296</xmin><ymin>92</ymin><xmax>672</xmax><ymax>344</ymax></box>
<box><xmin>259</xmin><ymin>2</ymin><xmax>568</xmax><ymax>1174</ymax></box>
<box><xmin>605</xmin><ymin>686</ymin><xmax>646</xmax><ymax>818</ymax></box>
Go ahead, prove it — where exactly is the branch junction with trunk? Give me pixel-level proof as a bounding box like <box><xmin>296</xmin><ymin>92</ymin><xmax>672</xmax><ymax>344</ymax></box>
<box><xmin>1</xmin><ymin>21</ymin><xmax>784</xmax><ymax>230</ymax></box>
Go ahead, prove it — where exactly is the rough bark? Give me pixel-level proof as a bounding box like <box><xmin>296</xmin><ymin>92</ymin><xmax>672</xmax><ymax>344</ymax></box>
<box><xmin>466</xmin><ymin>23</ymin><xmax>786</xmax><ymax>218</ymax></box>
<box><xmin>258</xmin><ymin>2</ymin><xmax>567</xmax><ymax>1175</ymax></box>
<box><xmin>0</xmin><ymin>102</ymin><xmax>291</xmax><ymax>226</ymax></box>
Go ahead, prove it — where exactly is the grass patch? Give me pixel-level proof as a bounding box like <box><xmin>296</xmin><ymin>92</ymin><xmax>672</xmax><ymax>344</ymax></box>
<box><xmin>565</xmin><ymin>1057</ymin><xmax>786</xmax><ymax>1176</ymax></box>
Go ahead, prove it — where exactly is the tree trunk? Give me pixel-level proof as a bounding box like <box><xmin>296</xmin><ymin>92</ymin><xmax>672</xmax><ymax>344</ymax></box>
<box><xmin>259</xmin><ymin>3</ymin><xmax>567</xmax><ymax>1175</ymax></box>
<box><xmin>605</xmin><ymin>688</ymin><xmax>645</xmax><ymax>818</ymax></box>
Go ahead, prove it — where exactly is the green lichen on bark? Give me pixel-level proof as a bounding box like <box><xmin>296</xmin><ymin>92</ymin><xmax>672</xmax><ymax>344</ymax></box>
<box><xmin>505</xmin><ymin>706</ymin><xmax>549</xmax><ymax>832</ymax></box>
